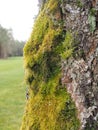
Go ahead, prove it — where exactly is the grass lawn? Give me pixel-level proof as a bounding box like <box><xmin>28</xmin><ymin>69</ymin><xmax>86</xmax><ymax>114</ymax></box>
<box><xmin>0</xmin><ymin>57</ymin><xmax>26</xmax><ymax>130</ymax></box>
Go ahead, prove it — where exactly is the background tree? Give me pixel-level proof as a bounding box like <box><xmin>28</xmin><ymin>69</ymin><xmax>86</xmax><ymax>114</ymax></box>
<box><xmin>0</xmin><ymin>25</ymin><xmax>25</xmax><ymax>59</ymax></box>
<box><xmin>0</xmin><ymin>25</ymin><xmax>10</xmax><ymax>58</ymax></box>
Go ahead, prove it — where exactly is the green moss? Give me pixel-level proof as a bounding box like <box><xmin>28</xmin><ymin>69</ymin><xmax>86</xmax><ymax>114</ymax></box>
<box><xmin>21</xmin><ymin>0</ymin><xmax>80</xmax><ymax>130</ymax></box>
<box><xmin>76</xmin><ymin>0</ymin><xmax>83</xmax><ymax>8</ymax></box>
<box><xmin>47</xmin><ymin>0</ymin><xmax>60</xmax><ymax>14</ymax></box>
<box><xmin>56</xmin><ymin>31</ymin><xmax>74</xmax><ymax>59</ymax></box>
<box><xmin>90</xmin><ymin>8</ymin><xmax>96</xmax><ymax>16</ymax></box>
<box><xmin>21</xmin><ymin>76</ymin><xmax>80</xmax><ymax>130</ymax></box>
<box><xmin>88</xmin><ymin>8</ymin><xmax>96</xmax><ymax>33</ymax></box>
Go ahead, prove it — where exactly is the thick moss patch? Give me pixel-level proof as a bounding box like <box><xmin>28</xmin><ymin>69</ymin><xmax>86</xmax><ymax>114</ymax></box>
<box><xmin>21</xmin><ymin>0</ymin><xmax>80</xmax><ymax>130</ymax></box>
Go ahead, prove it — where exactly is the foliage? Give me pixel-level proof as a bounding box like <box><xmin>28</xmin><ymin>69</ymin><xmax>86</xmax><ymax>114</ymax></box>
<box><xmin>11</xmin><ymin>40</ymin><xmax>25</xmax><ymax>56</ymax></box>
<box><xmin>0</xmin><ymin>25</ymin><xmax>25</xmax><ymax>59</ymax></box>
<box><xmin>21</xmin><ymin>0</ymin><xmax>80</xmax><ymax>130</ymax></box>
<box><xmin>0</xmin><ymin>25</ymin><xmax>12</xmax><ymax>58</ymax></box>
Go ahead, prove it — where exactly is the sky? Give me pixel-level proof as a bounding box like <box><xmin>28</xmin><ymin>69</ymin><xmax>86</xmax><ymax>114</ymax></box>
<box><xmin>0</xmin><ymin>0</ymin><xmax>39</xmax><ymax>41</ymax></box>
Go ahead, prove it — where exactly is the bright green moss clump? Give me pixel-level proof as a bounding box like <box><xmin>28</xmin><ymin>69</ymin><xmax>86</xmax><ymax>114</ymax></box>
<box><xmin>60</xmin><ymin>31</ymin><xmax>74</xmax><ymax>59</ymax></box>
<box><xmin>21</xmin><ymin>0</ymin><xmax>80</xmax><ymax>130</ymax></box>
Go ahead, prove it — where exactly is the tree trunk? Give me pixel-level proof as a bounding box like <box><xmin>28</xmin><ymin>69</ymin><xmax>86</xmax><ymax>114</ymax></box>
<box><xmin>21</xmin><ymin>0</ymin><xmax>98</xmax><ymax>130</ymax></box>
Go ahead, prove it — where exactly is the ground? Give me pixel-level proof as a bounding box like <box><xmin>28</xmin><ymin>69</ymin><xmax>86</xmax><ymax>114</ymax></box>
<box><xmin>0</xmin><ymin>57</ymin><xmax>25</xmax><ymax>130</ymax></box>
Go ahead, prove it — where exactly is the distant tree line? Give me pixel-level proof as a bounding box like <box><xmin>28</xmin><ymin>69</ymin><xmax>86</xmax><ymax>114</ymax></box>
<box><xmin>0</xmin><ymin>25</ymin><xmax>25</xmax><ymax>59</ymax></box>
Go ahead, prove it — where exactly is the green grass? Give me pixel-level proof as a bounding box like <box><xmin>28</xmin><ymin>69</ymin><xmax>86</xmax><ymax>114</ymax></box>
<box><xmin>0</xmin><ymin>57</ymin><xmax>25</xmax><ymax>130</ymax></box>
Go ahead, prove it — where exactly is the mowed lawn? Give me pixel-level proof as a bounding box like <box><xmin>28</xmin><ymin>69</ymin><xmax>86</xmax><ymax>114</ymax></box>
<box><xmin>0</xmin><ymin>57</ymin><xmax>26</xmax><ymax>130</ymax></box>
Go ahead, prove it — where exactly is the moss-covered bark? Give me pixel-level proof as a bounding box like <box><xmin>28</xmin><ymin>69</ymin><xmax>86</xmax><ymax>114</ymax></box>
<box><xmin>20</xmin><ymin>0</ymin><xmax>80</xmax><ymax>130</ymax></box>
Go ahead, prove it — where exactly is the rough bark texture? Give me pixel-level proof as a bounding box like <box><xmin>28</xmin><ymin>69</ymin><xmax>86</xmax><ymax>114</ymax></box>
<box><xmin>61</xmin><ymin>0</ymin><xmax>98</xmax><ymax>129</ymax></box>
